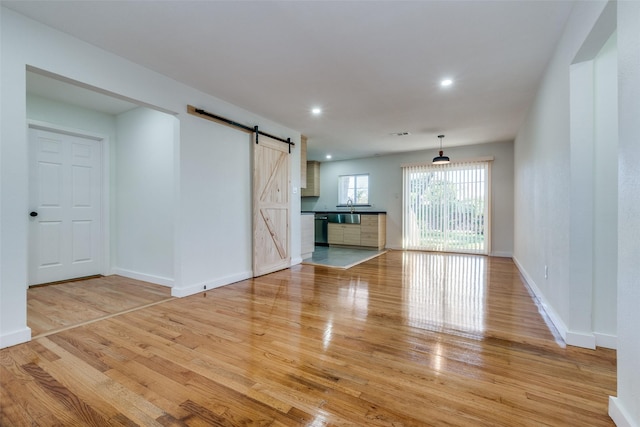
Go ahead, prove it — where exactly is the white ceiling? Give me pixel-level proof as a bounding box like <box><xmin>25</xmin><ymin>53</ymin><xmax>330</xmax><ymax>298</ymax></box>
<box><xmin>4</xmin><ymin>1</ymin><xmax>575</xmax><ymax>161</ymax></box>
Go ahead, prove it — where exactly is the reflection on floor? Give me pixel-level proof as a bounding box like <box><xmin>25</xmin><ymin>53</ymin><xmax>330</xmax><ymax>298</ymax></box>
<box><xmin>302</xmin><ymin>245</ymin><xmax>388</xmax><ymax>269</ymax></box>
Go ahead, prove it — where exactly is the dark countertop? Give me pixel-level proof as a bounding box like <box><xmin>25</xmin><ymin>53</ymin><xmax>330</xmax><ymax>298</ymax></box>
<box><xmin>302</xmin><ymin>211</ymin><xmax>387</xmax><ymax>215</ymax></box>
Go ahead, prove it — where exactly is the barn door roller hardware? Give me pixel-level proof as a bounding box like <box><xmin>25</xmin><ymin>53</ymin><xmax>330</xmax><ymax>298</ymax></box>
<box><xmin>187</xmin><ymin>105</ymin><xmax>294</xmax><ymax>153</ymax></box>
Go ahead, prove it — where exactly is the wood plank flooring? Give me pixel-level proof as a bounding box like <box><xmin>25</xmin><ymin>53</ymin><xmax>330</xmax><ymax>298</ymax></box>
<box><xmin>2</xmin><ymin>251</ymin><xmax>616</xmax><ymax>426</ymax></box>
<box><xmin>28</xmin><ymin>275</ymin><xmax>173</xmax><ymax>337</ymax></box>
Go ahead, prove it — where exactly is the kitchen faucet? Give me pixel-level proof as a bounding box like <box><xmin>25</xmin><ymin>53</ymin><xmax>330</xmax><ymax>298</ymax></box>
<box><xmin>347</xmin><ymin>198</ymin><xmax>354</xmax><ymax>213</ymax></box>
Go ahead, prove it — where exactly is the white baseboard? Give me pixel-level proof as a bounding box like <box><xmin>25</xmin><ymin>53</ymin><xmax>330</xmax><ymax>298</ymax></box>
<box><xmin>609</xmin><ymin>396</ymin><xmax>638</xmax><ymax>427</ymax></box>
<box><xmin>512</xmin><ymin>255</ymin><xmax>569</xmax><ymax>342</ymax></box>
<box><xmin>0</xmin><ymin>327</ymin><xmax>32</xmax><ymax>349</ymax></box>
<box><xmin>111</xmin><ymin>268</ymin><xmax>174</xmax><ymax>287</ymax></box>
<box><xmin>566</xmin><ymin>331</ymin><xmax>596</xmax><ymax>350</ymax></box>
<box><xmin>292</xmin><ymin>256</ymin><xmax>303</xmax><ymax>265</ymax></box>
<box><xmin>171</xmin><ymin>270</ymin><xmax>252</xmax><ymax>298</ymax></box>
<box><xmin>513</xmin><ymin>256</ymin><xmax>617</xmax><ymax>350</ymax></box>
<box><xmin>595</xmin><ymin>332</ymin><xmax>617</xmax><ymax>350</ymax></box>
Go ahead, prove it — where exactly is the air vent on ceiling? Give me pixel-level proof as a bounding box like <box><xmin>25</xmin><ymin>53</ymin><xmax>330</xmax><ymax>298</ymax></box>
<box><xmin>390</xmin><ymin>132</ymin><xmax>411</xmax><ymax>136</ymax></box>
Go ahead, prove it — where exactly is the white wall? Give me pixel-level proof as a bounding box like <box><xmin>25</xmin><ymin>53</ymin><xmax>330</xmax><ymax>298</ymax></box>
<box><xmin>0</xmin><ymin>6</ymin><xmax>31</xmax><ymax>348</ymax></box>
<box><xmin>114</xmin><ymin>108</ymin><xmax>176</xmax><ymax>285</ymax></box>
<box><xmin>566</xmin><ymin>25</ymin><xmax>618</xmax><ymax>350</ymax></box>
<box><xmin>513</xmin><ymin>1</ymin><xmax>612</xmax><ymax>347</ymax></box>
<box><xmin>26</xmin><ymin>94</ymin><xmax>118</xmax><ymax>139</ymax></box>
<box><xmin>592</xmin><ymin>33</ymin><xmax>618</xmax><ymax>343</ymax></box>
<box><xmin>176</xmin><ymin>113</ymin><xmax>253</xmax><ymax>294</ymax></box>
<box><xmin>512</xmin><ymin>0</ymin><xmax>639</xmax><ymax>424</ymax></box>
<box><xmin>611</xmin><ymin>1</ymin><xmax>640</xmax><ymax>425</ymax></box>
<box><xmin>26</xmin><ymin>96</ymin><xmax>181</xmax><ymax>287</ymax></box>
<box><xmin>302</xmin><ymin>140</ymin><xmax>514</xmax><ymax>257</ymax></box>
<box><xmin>0</xmin><ymin>7</ymin><xmax>301</xmax><ymax>347</ymax></box>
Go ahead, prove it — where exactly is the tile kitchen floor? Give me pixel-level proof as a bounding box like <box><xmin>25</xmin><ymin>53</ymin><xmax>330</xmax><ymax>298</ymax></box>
<box><xmin>302</xmin><ymin>245</ymin><xmax>387</xmax><ymax>269</ymax></box>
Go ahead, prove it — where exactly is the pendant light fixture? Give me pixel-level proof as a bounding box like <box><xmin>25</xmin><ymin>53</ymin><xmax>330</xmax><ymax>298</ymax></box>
<box><xmin>432</xmin><ymin>134</ymin><xmax>450</xmax><ymax>164</ymax></box>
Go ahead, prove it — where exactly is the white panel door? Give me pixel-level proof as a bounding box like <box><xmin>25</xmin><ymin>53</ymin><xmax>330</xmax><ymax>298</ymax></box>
<box><xmin>29</xmin><ymin>128</ymin><xmax>103</xmax><ymax>285</ymax></box>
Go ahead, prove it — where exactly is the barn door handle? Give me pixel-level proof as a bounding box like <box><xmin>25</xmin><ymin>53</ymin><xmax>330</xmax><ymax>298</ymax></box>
<box><xmin>30</xmin><ymin>211</ymin><xmax>38</xmax><ymax>217</ymax></box>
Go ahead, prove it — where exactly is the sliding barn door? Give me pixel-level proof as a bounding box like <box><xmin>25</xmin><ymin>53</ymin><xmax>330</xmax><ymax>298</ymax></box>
<box><xmin>253</xmin><ymin>134</ymin><xmax>290</xmax><ymax>276</ymax></box>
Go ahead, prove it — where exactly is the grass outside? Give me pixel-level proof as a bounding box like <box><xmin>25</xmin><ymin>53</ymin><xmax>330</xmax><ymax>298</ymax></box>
<box><xmin>419</xmin><ymin>229</ymin><xmax>485</xmax><ymax>251</ymax></box>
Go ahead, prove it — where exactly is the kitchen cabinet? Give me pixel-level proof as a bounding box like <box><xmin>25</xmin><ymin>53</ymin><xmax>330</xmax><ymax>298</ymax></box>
<box><xmin>343</xmin><ymin>224</ymin><xmax>361</xmax><ymax>245</ymax></box>
<box><xmin>327</xmin><ymin>223</ymin><xmax>342</xmax><ymax>244</ymax></box>
<box><xmin>360</xmin><ymin>214</ymin><xmax>386</xmax><ymax>249</ymax></box>
<box><xmin>301</xmin><ymin>161</ymin><xmax>320</xmax><ymax>197</ymax></box>
<box><xmin>328</xmin><ymin>223</ymin><xmax>360</xmax><ymax>246</ymax></box>
<box><xmin>301</xmin><ymin>213</ymin><xmax>315</xmax><ymax>259</ymax></box>
<box><xmin>300</xmin><ymin>135</ymin><xmax>308</xmax><ymax>188</ymax></box>
<box><xmin>327</xmin><ymin>214</ymin><xmax>386</xmax><ymax>249</ymax></box>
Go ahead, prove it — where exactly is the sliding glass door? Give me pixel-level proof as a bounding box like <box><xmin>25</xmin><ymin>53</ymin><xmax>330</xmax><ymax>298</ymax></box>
<box><xmin>402</xmin><ymin>161</ymin><xmax>490</xmax><ymax>255</ymax></box>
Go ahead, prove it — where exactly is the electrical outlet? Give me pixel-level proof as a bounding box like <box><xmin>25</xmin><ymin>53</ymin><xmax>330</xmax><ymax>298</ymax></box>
<box><xmin>544</xmin><ymin>265</ymin><xmax>548</xmax><ymax>279</ymax></box>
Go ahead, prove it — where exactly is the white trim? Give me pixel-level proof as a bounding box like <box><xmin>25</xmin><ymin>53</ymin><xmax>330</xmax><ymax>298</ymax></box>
<box><xmin>0</xmin><ymin>327</ymin><xmax>32</xmax><ymax>349</ymax></box>
<box><xmin>594</xmin><ymin>332</ymin><xmax>617</xmax><ymax>350</ymax></box>
<box><xmin>27</xmin><ymin>120</ymin><xmax>112</xmax><ymax>279</ymax></box>
<box><xmin>486</xmin><ymin>160</ymin><xmax>492</xmax><ymax>255</ymax></box>
<box><xmin>566</xmin><ymin>331</ymin><xmax>596</xmax><ymax>349</ymax></box>
<box><xmin>26</xmin><ymin>66</ymin><xmax>180</xmax><ymax>117</ymax></box>
<box><xmin>513</xmin><ymin>256</ymin><xmax>610</xmax><ymax>350</ymax></box>
<box><xmin>291</xmin><ymin>256</ymin><xmax>303</xmax><ymax>265</ymax></box>
<box><xmin>111</xmin><ymin>268</ymin><xmax>174</xmax><ymax>287</ymax></box>
<box><xmin>401</xmin><ymin>156</ymin><xmax>494</xmax><ymax>168</ymax></box>
<box><xmin>609</xmin><ymin>397</ymin><xmax>638</xmax><ymax>427</ymax></box>
<box><xmin>101</xmin><ymin>136</ymin><xmax>111</xmax><ymax>279</ymax></box>
<box><xmin>172</xmin><ymin>116</ymin><xmax>182</xmax><ymax>303</ymax></box>
<box><xmin>170</xmin><ymin>270</ymin><xmax>253</xmax><ymax>297</ymax></box>
<box><xmin>28</xmin><ymin>120</ymin><xmax>105</xmax><ymax>140</ymax></box>
<box><xmin>512</xmin><ymin>255</ymin><xmax>569</xmax><ymax>341</ymax></box>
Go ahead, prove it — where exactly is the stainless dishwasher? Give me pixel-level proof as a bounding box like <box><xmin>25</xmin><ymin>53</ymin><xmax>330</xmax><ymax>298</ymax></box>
<box><xmin>314</xmin><ymin>214</ymin><xmax>328</xmax><ymax>245</ymax></box>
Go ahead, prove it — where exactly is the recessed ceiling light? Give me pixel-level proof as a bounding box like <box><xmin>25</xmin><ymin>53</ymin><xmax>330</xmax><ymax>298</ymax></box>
<box><xmin>326</xmin><ymin>154</ymin><xmax>332</xmax><ymax>159</ymax></box>
<box><xmin>311</xmin><ymin>107</ymin><xmax>322</xmax><ymax>115</ymax></box>
<box><xmin>440</xmin><ymin>78</ymin><xmax>453</xmax><ymax>87</ymax></box>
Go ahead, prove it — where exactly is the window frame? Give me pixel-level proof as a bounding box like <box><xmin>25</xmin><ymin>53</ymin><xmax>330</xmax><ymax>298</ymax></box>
<box><xmin>401</xmin><ymin>160</ymin><xmax>491</xmax><ymax>255</ymax></box>
<box><xmin>337</xmin><ymin>173</ymin><xmax>371</xmax><ymax>207</ymax></box>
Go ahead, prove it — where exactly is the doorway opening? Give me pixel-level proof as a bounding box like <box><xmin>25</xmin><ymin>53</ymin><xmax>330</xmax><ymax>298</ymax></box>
<box><xmin>26</xmin><ymin>67</ymin><xmax>178</xmax><ymax>337</ymax></box>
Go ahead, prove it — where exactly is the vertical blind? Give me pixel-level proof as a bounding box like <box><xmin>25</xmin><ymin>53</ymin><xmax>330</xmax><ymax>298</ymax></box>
<box><xmin>402</xmin><ymin>160</ymin><xmax>490</xmax><ymax>255</ymax></box>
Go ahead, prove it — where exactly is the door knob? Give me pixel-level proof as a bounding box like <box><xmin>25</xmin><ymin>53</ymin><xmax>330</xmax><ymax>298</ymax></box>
<box><xmin>30</xmin><ymin>211</ymin><xmax>38</xmax><ymax>217</ymax></box>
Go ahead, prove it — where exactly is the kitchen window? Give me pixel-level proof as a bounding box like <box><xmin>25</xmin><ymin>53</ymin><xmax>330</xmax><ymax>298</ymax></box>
<box><xmin>338</xmin><ymin>174</ymin><xmax>369</xmax><ymax>206</ymax></box>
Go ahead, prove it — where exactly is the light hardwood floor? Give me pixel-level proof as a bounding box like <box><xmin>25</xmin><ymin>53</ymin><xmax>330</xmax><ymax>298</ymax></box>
<box><xmin>2</xmin><ymin>251</ymin><xmax>616</xmax><ymax>426</ymax></box>
<box><xmin>27</xmin><ymin>275</ymin><xmax>173</xmax><ymax>337</ymax></box>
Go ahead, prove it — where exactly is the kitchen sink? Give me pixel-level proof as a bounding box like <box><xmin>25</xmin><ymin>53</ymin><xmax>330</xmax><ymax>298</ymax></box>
<box><xmin>327</xmin><ymin>213</ymin><xmax>361</xmax><ymax>224</ymax></box>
